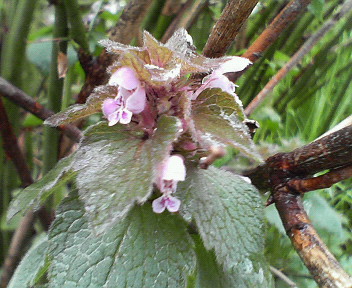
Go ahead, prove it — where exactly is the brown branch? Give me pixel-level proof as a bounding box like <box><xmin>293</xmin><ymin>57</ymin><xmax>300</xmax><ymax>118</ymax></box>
<box><xmin>269</xmin><ymin>266</ymin><xmax>298</xmax><ymax>288</ymax></box>
<box><xmin>243</xmin><ymin>125</ymin><xmax>352</xmax><ymax>287</ymax></box>
<box><xmin>77</xmin><ymin>0</ymin><xmax>154</xmax><ymax>104</ymax></box>
<box><xmin>0</xmin><ymin>77</ymin><xmax>82</xmax><ymax>142</ymax></box>
<box><xmin>274</xmin><ymin>187</ymin><xmax>352</xmax><ymax>287</ymax></box>
<box><xmin>287</xmin><ymin>165</ymin><xmax>352</xmax><ymax>193</ymax></box>
<box><xmin>202</xmin><ymin>0</ymin><xmax>258</xmax><ymax>58</ymax></box>
<box><xmin>244</xmin><ymin>0</ymin><xmax>352</xmax><ymax>116</ymax></box>
<box><xmin>0</xmin><ymin>97</ymin><xmax>53</xmax><ymax>288</ymax></box>
<box><xmin>0</xmin><ymin>211</ymin><xmax>35</xmax><ymax>288</ymax></box>
<box><xmin>228</xmin><ymin>0</ymin><xmax>312</xmax><ymax>82</ymax></box>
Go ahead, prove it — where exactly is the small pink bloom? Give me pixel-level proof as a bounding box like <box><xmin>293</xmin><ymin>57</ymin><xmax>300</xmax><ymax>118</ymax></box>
<box><xmin>192</xmin><ymin>57</ymin><xmax>251</xmax><ymax>100</ymax></box>
<box><xmin>103</xmin><ymin>67</ymin><xmax>146</xmax><ymax>125</ymax></box>
<box><xmin>156</xmin><ymin>155</ymin><xmax>186</xmax><ymax>193</ymax></box>
<box><xmin>152</xmin><ymin>194</ymin><xmax>181</xmax><ymax>213</ymax></box>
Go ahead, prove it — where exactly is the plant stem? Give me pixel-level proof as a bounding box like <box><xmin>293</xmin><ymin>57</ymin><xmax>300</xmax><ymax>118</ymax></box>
<box><xmin>42</xmin><ymin>3</ymin><xmax>68</xmax><ymax>174</ymax></box>
<box><xmin>63</xmin><ymin>0</ymin><xmax>89</xmax><ymax>52</ymax></box>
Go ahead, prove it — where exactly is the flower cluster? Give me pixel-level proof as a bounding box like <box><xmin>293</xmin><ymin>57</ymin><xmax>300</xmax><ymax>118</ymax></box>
<box><xmin>100</xmin><ymin>29</ymin><xmax>251</xmax><ymax>214</ymax></box>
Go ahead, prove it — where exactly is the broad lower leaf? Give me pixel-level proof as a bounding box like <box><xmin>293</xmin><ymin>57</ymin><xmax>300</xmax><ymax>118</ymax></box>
<box><xmin>8</xmin><ymin>234</ymin><xmax>49</xmax><ymax>288</ymax></box>
<box><xmin>48</xmin><ymin>194</ymin><xmax>196</xmax><ymax>288</ymax></box>
<box><xmin>7</xmin><ymin>154</ymin><xmax>75</xmax><ymax>221</ymax></box>
<box><xmin>192</xmin><ymin>88</ymin><xmax>262</xmax><ymax>161</ymax></box>
<box><xmin>44</xmin><ymin>86</ymin><xmax>117</xmax><ymax>127</ymax></box>
<box><xmin>193</xmin><ymin>235</ymin><xmax>273</xmax><ymax>288</ymax></box>
<box><xmin>177</xmin><ymin>166</ymin><xmax>267</xmax><ymax>271</ymax></box>
<box><xmin>72</xmin><ymin>115</ymin><xmax>181</xmax><ymax>232</ymax></box>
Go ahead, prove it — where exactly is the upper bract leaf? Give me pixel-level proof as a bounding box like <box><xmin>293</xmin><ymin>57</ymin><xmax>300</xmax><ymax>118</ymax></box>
<box><xmin>177</xmin><ymin>166</ymin><xmax>266</xmax><ymax>271</ymax></box>
<box><xmin>48</xmin><ymin>194</ymin><xmax>195</xmax><ymax>288</ymax></box>
<box><xmin>44</xmin><ymin>86</ymin><xmax>117</xmax><ymax>127</ymax></box>
<box><xmin>191</xmin><ymin>88</ymin><xmax>262</xmax><ymax>161</ymax></box>
<box><xmin>72</xmin><ymin>115</ymin><xmax>182</xmax><ymax>233</ymax></box>
<box><xmin>7</xmin><ymin>154</ymin><xmax>75</xmax><ymax>221</ymax></box>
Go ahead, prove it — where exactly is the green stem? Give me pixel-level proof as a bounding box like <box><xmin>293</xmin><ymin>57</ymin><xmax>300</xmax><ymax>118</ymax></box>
<box><xmin>42</xmin><ymin>3</ymin><xmax>68</xmax><ymax>174</ymax></box>
<box><xmin>63</xmin><ymin>0</ymin><xmax>89</xmax><ymax>52</ymax></box>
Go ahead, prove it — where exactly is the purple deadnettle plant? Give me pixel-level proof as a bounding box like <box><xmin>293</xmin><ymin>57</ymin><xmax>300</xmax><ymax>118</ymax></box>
<box><xmin>10</xmin><ymin>29</ymin><xmax>272</xmax><ymax>288</ymax></box>
<box><xmin>43</xmin><ymin>28</ymin><xmax>261</xmax><ymax>217</ymax></box>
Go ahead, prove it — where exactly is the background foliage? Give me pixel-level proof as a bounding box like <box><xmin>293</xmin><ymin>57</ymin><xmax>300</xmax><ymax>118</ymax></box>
<box><xmin>0</xmin><ymin>0</ymin><xmax>351</xmax><ymax>287</ymax></box>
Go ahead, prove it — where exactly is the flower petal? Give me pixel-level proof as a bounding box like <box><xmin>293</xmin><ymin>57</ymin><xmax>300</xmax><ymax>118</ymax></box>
<box><xmin>119</xmin><ymin>109</ymin><xmax>133</xmax><ymax>124</ymax></box>
<box><xmin>109</xmin><ymin>67</ymin><xmax>140</xmax><ymax>90</ymax></box>
<box><xmin>152</xmin><ymin>196</ymin><xmax>167</xmax><ymax>213</ymax></box>
<box><xmin>215</xmin><ymin>57</ymin><xmax>251</xmax><ymax>74</ymax></box>
<box><xmin>102</xmin><ymin>98</ymin><xmax>120</xmax><ymax>117</ymax></box>
<box><xmin>126</xmin><ymin>86</ymin><xmax>146</xmax><ymax>114</ymax></box>
<box><xmin>165</xmin><ymin>195</ymin><xmax>181</xmax><ymax>213</ymax></box>
<box><xmin>162</xmin><ymin>155</ymin><xmax>186</xmax><ymax>181</ymax></box>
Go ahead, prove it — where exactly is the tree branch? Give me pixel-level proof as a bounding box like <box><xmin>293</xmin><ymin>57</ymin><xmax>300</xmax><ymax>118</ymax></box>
<box><xmin>0</xmin><ymin>77</ymin><xmax>82</xmax><ymax>143</ymax></box>
<box><xmin>0</xmin><ymin>97</ymin><xmax>53</xmax><ymax>288</ymax></box>
<box><xmin>243</xmin><ymin>125</ymin><xmax>352</xmax><ymax>287</ymax></box>
<box><xmin>228</xmin><ymin>0</ymin><xmax>312</xmax><ymax>82</ymax></box>
<box><xmin>202</xmin><ymin>0</ymin><xmax>258</xmax><ymax>58</ymax></box>
<box><xmin>274</xmin><ymin>187</ymin><xmax>352</xmax><ymax>287</ymax></box>
<box><xmin>244</xmin><ymin>0</ymin><xmax>352</xmax><ymax>116</ymax></box>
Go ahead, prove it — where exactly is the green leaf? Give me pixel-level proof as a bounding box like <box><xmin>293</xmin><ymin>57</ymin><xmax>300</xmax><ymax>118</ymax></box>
<box><xmin>192</xmin><ymin>88</ymin><xmax>262</xmax><ymax>161</ymax></box>
<box><xmin>48</xmin><ymin>194</ymin><xmax>196</xmax><ymax>288</ymax></box>
<box><xmin>44</xmin><ymin>86</ymin><xmax>117</xmax><ymax>127</ymax></box>
<box><xmin>177</xmin><ymin>166</ymin><xmax>267</xmax><ymax>271</ymax></box>
<box><xmin>8</xmin><ymin>234</ymin><xmax>49</xmax><ymax>288</ymax></box>
<box><xmin>72</xmin><ymin>115</ymin><xmax>181</xmax><ymax>232</ymax></box>
<box><xmin>7</xmin><ymin>155</ymin><xmax>75</xmax><ymax>221</ymax></box>
<box><xmin>194</xmin><ymin>235</ymin><xmax>273</xmax><ymax>288</ymax></box>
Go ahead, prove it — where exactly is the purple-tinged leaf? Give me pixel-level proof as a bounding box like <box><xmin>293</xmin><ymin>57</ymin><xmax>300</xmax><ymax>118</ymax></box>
<box><xmin>72</xmin><ymin>115</ymin><xmax>182</xmax><ymax>233</ymax></box>
<box><xmin>191</xmin><ymin>88</ymin><xmax>262</xmax><ymax>161</ymax></box>
<box><xmin>44</xmin><ymin>86</ymin><xmax>118</xmax><ymax>127</ymax></box>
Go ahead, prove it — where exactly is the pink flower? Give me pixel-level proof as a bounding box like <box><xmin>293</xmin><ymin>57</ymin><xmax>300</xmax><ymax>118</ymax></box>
<box><xmin>152</xmin><ymin>195</ymin><xmax>181</xmax><ymax>213</ymax></box>
<box><xmin>102</xmin><ymin>67</ymin><xmax>146</xmax><ymax>125</ymax></box>
<box><xmin>152</xmin><ymin>155</ymin><xmax>186</xmax><ymax>213</ymax></box>
<box><xmin>192</xmin><ymin>57</ymin><xmax>251</xmax><ymax>100</ymax></box>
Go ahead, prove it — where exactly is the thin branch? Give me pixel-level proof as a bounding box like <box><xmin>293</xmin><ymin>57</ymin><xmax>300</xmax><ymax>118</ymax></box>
<box><xmin>270</xmin><ymin>266</ymin><xmax>298</xmax><ymax>288</ymax></box>
<box><xmin>0</xmin><ymin>77</ymin><xmax>82</xmax><ymax>143</ymax></box>
<box><xmin>161</xmin><ymin>0</ymin><xmax>205</xmax><ymax>43</ymax></box>
<box><xmin>0</xmin><ymin>211</ymin><xmax>35</xmax><ymax>288</ymax></box>
<box><xmin>244</xmin><ymin>0</ymin><xmax>352</xmax><ymax>116</ymax></box>
<box><xmin>202</xmin><ymin>0</ymin><xmax>258</xmax><ymax>58</ymax></box>
<box><xmin>0</xmin><ymin>97</ymin><xmax>33</xmax><ymax>187</ymax></box>
<box><xmin>287</xmin><ymin>165</ymin><xmax>352</xmax><ymax>193</ymax></box>
<box><xmin>0</xmin><ymin>97</ymin><xmax>52</xmax><ymax>288</ymax></box>
<box><xmin>274</xmin><ymin>187</ymin><xmax>352</xmax><ymax>287</ymax></box>
<box><xmin>244</xmin><ymin>125</ymin><xmax>352</xmax><ymax>190</ymax></box>
<box><xmin>228</xmin><ymin>0</ymin><xmax>312</xmax><ymax>82</ymax></box>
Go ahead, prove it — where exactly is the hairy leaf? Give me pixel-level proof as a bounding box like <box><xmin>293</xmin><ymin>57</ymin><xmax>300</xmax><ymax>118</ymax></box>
<box><xmin>177</xmin><ymin>166</ymin><xmax>266</xmax><ymax>271</ymax></box>
<box><xmin>194</xmin><ymin>235</ymin><xmax>273</xmax><ymax>288</ymax></box>
<box><xmin>7</xmin><ymin>155</ymin><xmax>75</xmax><ymax>221</ymax></box>
<box><xmin>48</xmin><ymin>194</ymin><xmax>195</xmax><ymax>288</ymax></box>
<box><xmin>192</xmin><ymin>88</ymin><xmax>262</xmax><ymax>161</ymax></box>
<box><xmin>44</xmin><ymin>86</ymin><xmax>117</xmax><ymax>127</ymax></box>
<box><xmin>72</xmin><ymin>115</ymin><xmax>181</xmax><ymax>232</ymax></box>
<box><xmin>8</xmin><ymin>234</ymin><xmax>49</xmax><ymax>288</ymax></box>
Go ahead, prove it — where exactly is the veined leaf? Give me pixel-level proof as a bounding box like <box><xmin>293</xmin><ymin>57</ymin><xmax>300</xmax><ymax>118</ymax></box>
<box><xmin>177</xmin><ymin>166</ymin><xmax>267</xmax><ymax>272</ymax></box>
<box><xmin>72</xmin><ymin>115</ymin><xmax>182</xmax><ymax>232</ymax></box>
<box><xmin>194</xmin><ymin>235</ymin><xmax>273</xmax><ymax>288</ymax></box>
<box><xmin>192</xmin><ymin>88</ymin><xmax>262</xmax><ymax>161</ymax></box>
<box><xmin>48</xmin><ymin>194</ymin><xmax>196</xmax><ymax>288</ymax></box>
<box><xmin>44</xmin><ymin>86</ymin><xmax>117</xmax><ymax>127</ymax></box>
<box><xmin>8</xmin><ymin>234</ymin><xmax>49</xmax><ymax>288</ymax></box>
<box><xmin>7</xmin><ymin>154</ymin><xmax>75</xmax><ymax>221</ymax></box>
